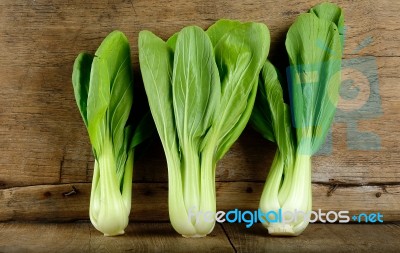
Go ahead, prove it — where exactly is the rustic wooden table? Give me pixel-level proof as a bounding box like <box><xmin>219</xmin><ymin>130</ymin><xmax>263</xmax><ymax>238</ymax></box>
<box><xmin>0</xmin><ymin>0</ymin><xmax>399</xmax><ymax>252</ymax></box>
<box><xmin>1</xmin><ymin>222</ymin><xmax>400</xmax><ymax>252</ymax></box>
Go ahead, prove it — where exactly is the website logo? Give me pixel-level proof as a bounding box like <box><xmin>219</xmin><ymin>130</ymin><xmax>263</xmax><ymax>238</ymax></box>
<box><xmin>188</xmin><ymin>207</ymin><xmax>384</xmax><ymax>228</ymax></box>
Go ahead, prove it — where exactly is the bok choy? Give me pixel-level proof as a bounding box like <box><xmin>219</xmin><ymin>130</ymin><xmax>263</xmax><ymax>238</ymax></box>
<box><xmin>251</xmin><ymin>2</ymin><xmax>344</xmax><ymax>236</ymax></box>
<box><xmin>72</xmin><ymin>31</ymin><xmax>151</xmax><ymax>236</ymax></box>
<box><xmin>139</xmin><ymin>20</ymin><xmax>270</xmax><ymax>237</ymax></box>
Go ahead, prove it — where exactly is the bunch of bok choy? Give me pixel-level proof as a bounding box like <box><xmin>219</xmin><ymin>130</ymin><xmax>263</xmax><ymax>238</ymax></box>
<box><xmin>139</xmin><ymin>20</ymin><xmax>270</xmax><ymax>237</ymax></box>
<box><xmin>251</xmin><ymin>2</ymin><xmax>344</xmax><ymax>236</ymax></box>
<box><xmin>72</xmin><ymin>31</ymin><xmax>152</xmax><ymax>236</ymax></box>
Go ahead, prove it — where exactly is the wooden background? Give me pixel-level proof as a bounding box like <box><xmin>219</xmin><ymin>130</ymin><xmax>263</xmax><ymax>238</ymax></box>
<box><xmin>0</xmin><ymin>0</ymin><xmax>399</xmax><ymax>223</ymax></box>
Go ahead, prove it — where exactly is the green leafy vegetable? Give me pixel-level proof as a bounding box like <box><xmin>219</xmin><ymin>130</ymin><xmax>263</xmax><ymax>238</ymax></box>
<box><xmin>251</xmin><ymin>3</ymin><xmax>343</xmax><ymax>236</ymax></box>
<box><xmin>139</xmin><ymin>20</ymin><xmax>270</xmax><ymax>237</ymax></box>
<box><xmin>72</xmin><ymin>31</ymin><xmax>152</xmax><ymax>236</ymax></box>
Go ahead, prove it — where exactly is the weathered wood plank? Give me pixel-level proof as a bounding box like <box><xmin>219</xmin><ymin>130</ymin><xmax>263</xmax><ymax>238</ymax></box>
<box><xmin>0</xmin><ymin>222</ymin><xmax>89</xmax><ymax>253</ymax></box>
<box><xmin>1</xmin><ymin>222</ymin><xmax>400</xmax><ymax>252</ymax></box>
<box><xmin>0</xmin><ymin>0</ymin><xmax>399</xmax><ymax>188</ymax></box>
<box><xmin>0</xmin><ymin>182</ymin><xmax>399</xmax><ymax>222</ymax></box>
<box><xmin>0</xmin><ymin>0</ymin><xmax>398</xmax><ymax>69</ymax></box>
<box><xmin>222</xmin><ymin>222</ymin><xmax>400</xmax><ymax>253</ymax></box>
<box><xmin>0</xmin><ymin>222</ymin><xmax>233</xmax><ymax>253</ymax></box>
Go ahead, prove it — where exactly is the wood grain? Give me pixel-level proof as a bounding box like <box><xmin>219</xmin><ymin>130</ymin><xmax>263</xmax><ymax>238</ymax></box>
<box><xmin>222</xmin><ymin>222</ymin><xmax>400</xmax><ymax>253</ymax></box>
<box><xmin>1</xmin><ymin>222</ymin><xmax>399</xmax><ymax>252</ymax></box>
<box><xmin>0</xmin><ymin>0</ymin><xmax>399</xmax><ymax>221</ymax></box>
<box><xmin>0</xmin><ymin>222</ymin><xmax>233</xmax><ymax>253</ymax></box>
<box><xmin>0</xmin><ymin>182</ymin><xmax>398</xmax><ymax>222</ymax></box>
<box><xmin>0</xmin><ymin>222</ymin><xmax>89</xmax><ymax>253</ymax></box>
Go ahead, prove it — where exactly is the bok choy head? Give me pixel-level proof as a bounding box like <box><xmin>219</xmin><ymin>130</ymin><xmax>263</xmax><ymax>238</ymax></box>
<box><xmin>251</xmin><ymin>2</ymin><xmax>344</xmax><ymax>236</ymax></box>
<box><xmin>139</xmin><ymin>20</ymin><xmax>270</xmax><ymax>237</ymax></box>
<box><xmin>72</xmin><ymin>31</ymin><xmax>152</xmax><ymax>236</ymax></box>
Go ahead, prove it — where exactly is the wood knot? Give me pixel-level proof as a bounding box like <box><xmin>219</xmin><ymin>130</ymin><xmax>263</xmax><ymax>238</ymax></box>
<box><xmin>375</xmin><ymin>192</ymin><xmax>382</xmax><ymax>198</ymax></box>
<box><xmin>43</xmin><ymin>191</ymin><xmax>52</xmax><ymax>198</ymax></box>
<box><xmin>246</xmin><ymin>187</ymin><xmax>253</xmax><ymax>193</ymax></box>
<box><xmin>144</xmin><ymin>189</ymin><xmax>153</xmax><ymax>196</ymax></box>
